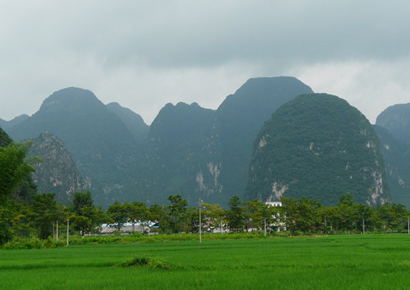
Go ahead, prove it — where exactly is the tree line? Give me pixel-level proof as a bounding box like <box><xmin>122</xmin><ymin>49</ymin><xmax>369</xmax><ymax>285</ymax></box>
<box><xmin>1</xmin><ymin>142</ymin><xmax>409</xmax><ymax>245</ymax></box>
<box><xmin>2</xmin><ymin>190</ymin><xmax>409</xmax><ymax>245</ymax></box>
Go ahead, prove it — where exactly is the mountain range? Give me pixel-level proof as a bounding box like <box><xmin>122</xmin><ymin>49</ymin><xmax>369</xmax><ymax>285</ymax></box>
<box><xmin>2</xmin><ymin>76</ymin><xmax>409</xmax><ymax>208</ymax></box>
<box><xmin>0</xmin><ymin>114</ymin><xmax>29</xmax><ymax>130</ymax></box>
<box><xmin>6</xmin><ymin>87</ymin><xmax>140</xmax><ymax>205</ymax></box>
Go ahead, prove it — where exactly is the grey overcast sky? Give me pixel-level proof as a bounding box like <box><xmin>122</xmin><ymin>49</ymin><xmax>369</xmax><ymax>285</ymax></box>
<box><xmin>1</xmin><ymin>1</ymin><xmax>410</xmax><ymax>124</ymax></box>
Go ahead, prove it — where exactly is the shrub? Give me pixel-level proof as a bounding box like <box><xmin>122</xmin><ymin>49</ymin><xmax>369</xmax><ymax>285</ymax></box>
<box><xmin>120</xmin><ymin>255</ymin><xmax>150</xmax><ymax>267</ymax></box>
<box><xmin>44</xmin><ymin>237</ymin><xmax>56</xmax><ymax>248</ymax></box>
<box><xmin>117</xmin><ymin>254</ymin><xmax>178</xmax><ymax>270</ymax></box>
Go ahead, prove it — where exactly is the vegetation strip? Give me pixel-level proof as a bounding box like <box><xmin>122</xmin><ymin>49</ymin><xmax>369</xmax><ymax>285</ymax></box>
<box><xmin>2</xmin><ymin>236</ymin><xmax>410</xmax><ymax>289</ymax></box>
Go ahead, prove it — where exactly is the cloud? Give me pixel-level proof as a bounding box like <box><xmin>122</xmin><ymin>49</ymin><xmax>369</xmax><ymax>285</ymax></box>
<box><xmin>0</xmin><ymin>1</ymin><xmax>410</xmax><ymax>124</ymax></box>
<box><xmin>289</xmin><ymin>59</ymin><xmax>410</xmax><ymax>123</ymax></box>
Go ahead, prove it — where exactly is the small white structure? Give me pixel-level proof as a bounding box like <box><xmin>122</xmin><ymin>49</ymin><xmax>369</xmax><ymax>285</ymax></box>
<box><xmin>265</xmin><ymin>201</ymin><xmax>285</xmax><ymax>231</ymax></box>
<box><xmin>266</xmin><ymin>201</ymin><xmax>282</xmax><ymax>207</ymax></box>
<box><xmin>97</xmin><ymin>222</ymin><xmax>156</xmax><ymax>235</ymax></box>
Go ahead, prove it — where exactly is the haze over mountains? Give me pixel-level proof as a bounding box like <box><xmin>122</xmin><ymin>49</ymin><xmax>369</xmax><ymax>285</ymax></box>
<box><xmin>375</xmin><ymin>105</ymin><xmax>410</xmax><ymax>208</ymax></box>
<box><xmin>0</xmin><ymin>114</ymin><xmax>29</xmax><ymax>130</ymax></box>
<box><xmin>2</xmin><ymin>76</ymin><xmax>409</xmax><ymax>208</ymax></box>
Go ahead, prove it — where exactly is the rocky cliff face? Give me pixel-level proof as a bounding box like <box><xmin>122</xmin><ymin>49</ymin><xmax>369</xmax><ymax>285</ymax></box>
<box><xmin>5</xmin><ymin>87</ymin><xmax>137</xmax><ymax>205</ymax></box>
<box><xmin>373</xmin><ymin>125</ymin><xmax>410</xmax><ymax>208</ymax></box>
<box><xmin>375</xmin><ymin>104</ymin><xmax>410</xmax><ymax>208</ymax></box>
<box><xmin>3</xmin><ymin>78</ymin><xmax>315</xmax><ymax>207</ymax></box>
<box><xmin>125</xmin><ymin>77</ymin><xmax>314</xmax><ymax>206</ymax></box>
<box><xmin>28</xmin><ymin>132</ymin><xmax>87</xmax><ymax>204</ymax></box>
<box><xmin>126</xmin><ymin>102</ymin><xmax>215</xmax><ymax>205</ymax></box>
<box><xmin>196</xmin><ymin>77</ymin><xmax>314</xmax><ymax>205</ymax></box>
<box><xmin>246</xmin><ymin>94</ymin><xmax>390</xmax><ymax>206</ymax></box>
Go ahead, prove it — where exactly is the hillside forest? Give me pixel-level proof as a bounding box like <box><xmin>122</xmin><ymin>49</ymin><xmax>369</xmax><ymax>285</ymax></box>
<box><xmin>1</xmin><ymin>76</ymin><xmax>410</xmax><ymax>244</ymax></box>
<box><xmin>0</xmin><ymin>135</ymin><xmax>409</xmax><ymax>246</ymax></box>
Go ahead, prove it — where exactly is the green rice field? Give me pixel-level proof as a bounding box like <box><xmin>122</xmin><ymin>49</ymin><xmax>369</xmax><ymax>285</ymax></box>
<box><xmin>1</xmin><ymin>234</ymin><xmax>410</xmax><ymax>289</ymax></box>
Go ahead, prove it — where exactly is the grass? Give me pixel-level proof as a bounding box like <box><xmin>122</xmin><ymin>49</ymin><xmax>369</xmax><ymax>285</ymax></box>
<box><xmin>1</xmin><ymin>234</ymin><xmax>410</xmax><ymax>289</ymax></box>
<box><xmin>1</xmin><ymin>232</ymin><xmax>269</xmax><ymax>249</ymax></box>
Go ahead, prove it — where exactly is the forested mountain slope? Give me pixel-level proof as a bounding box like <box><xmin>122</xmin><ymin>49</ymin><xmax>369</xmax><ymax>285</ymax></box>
<box><xmin>126</xmin><ymin>102</ymin><xmax>216</xmax><ymax>205</ymax></box>
<box><xmin>5</xmin><ymin>87</ymin><xmax>137</xmax><ymax>205</ymax></box>
<box><xmin>28</xmin><ymin>132</ymin><xmax>87</xmax><ymax>204</ymax></box>
<box><xmin>376</xmin><ymin>103</ymin><xmax>410</xmax><ymax>145</ymax></box>
<box><xmin>106</xmin><ymin>102</ymin><xmax>149</xmax><ymax>143</ymax></box>
<box><xmin>0</xmin><ymin>127</ymin><xmax>13</xmax><ymax>147</ymax></box>
<box><xmin>1</xmin><ymin>78</ymin><xmax>320</xmax><ymax>207</ymax></box>
<box><xmin>375</xmin><ymin>103</ymin><xmax>410</xmax><ymax>208</ymax></box>
<box><xmin>125</xmin><ymin>77</ymin><xmax>314</xmax><ymax>206</ymax></box>
<box><xmin>245</xmin><ymin>94</ymin><xmax>390</xmax><ymax>206</ymax></box>
<box><xmin>196</xmin><ymin>77</ymin><xmax>314</xmax><ymax>205</ymax></box>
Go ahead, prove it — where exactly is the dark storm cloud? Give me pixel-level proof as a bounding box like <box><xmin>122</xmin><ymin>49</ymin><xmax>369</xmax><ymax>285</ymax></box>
<box><xmin>80</xmin><ymin>1</ymin><xmax>410</xmax><ymax>68</ymax></box>
<box><xmin>1</xmin><ymin>1</ymin><xmax>410</xmax><ymax>123</ymax></box>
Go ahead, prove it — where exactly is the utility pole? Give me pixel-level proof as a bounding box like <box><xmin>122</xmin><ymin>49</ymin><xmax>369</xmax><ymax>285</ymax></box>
<box><xmin>199</xmin><ymin>198</ymin><xmax>203</xmax><ymax>243</ymax></box>
<box><xmin>264</xmin><ymin>218</ymin><xmax>266</xmax><ymax>237</ymax></box>
<box><xmin>67</xmin><ymin>218</ymin><xmax>69</xmax><ymax>246</ymax></box>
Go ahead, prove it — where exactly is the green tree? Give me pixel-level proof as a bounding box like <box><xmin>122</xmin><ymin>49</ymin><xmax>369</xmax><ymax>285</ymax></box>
<box><xmin>71</xmin><ymin>191</ymin><xmax>105</xmax><ymax>237</ymax></box>
<box><xmin>335</xmin><ymin>193</ymin><xmax>357</xmax><ymax>233</ymax></box>
<box><xmin>339</xmin><ymin>193</ymin><xmax>354</xmax><ymax>207</ymax></box>
<box><xmin>72</xmin><ymin>191</ymin><xmax>93</xmax><ymax>213</ymax></box>
<box><xmin>226</xmin><ymin>196</ymin><xmax>244</xmax><ymax>232</ymax></box>
<box><xmin>354</xmin><ymin>203</ymin><xmax>375</xmax><ymax>233</ymax></box>
<box><xmin>30</xmin><ymin>193</ymin><xmax>60</xmax><ymax>239</ymax></box>
<box><xmin>0</xmin><ymin>200</ymin><xmax>30</xmax><ymax>245</ymax></box>
<box><xmin>244</xmin><ymin>199</ymin><xmax>263</xmax><ymax>230</ymax></box>
<box><xmin>149</xmin><ymin>204</ymin><xmax>169</xmax><ymax>233</ymax></box>
<box><xmin>244</xmin><ymin>199</ymin><xmax>278</xmax><ymax>234</ymax></box>
<box><xmin>320</xmin><ymin>205</ymin><xmax>338</xmax><ymax>233</ymax></box>
<box><xmin>0</xmin><ymin>142</ymin><xmax>36</xmax><ymax>205</ymax></box>
<box><xmin>10</xmin><ymin>175</ymin><xmax>37</xmax><ymax>205</ymax></box>
<box><xmin>125</xmin><ymin>201</ymin><xmax>149</xmax><ymax>232</ymax></box>
<box><xmin>167</xmin><ymin>195</ymin><xmax>188</xmax><ymax>233</ymax></box>
<box><xmin>186</xmin><ymin>206</ymin><xmax>201</xmax><ymax>233</ymax></box>
<box><xmin>107</xmin><ymin>201</ymin><xmax>128</xmax><ymax>231</ymax></box>
<box><xmin>202</xmin><ymin>203</ymin><xmax>226</xmax><ymax>233</ymax></box>
<box><xmin>296</xmin><ymin>197</ymin><xmax>322</xmax><ymax>233</ymax></box>
<box><xmin>281</xmin><ymin>197</ymin><xmax>299</xmax><ymax>234</ymax></box>
<box><xmin>377</xmin><ymin>203</ymin><xmax>407</xmax><ymax>232</ymax></box>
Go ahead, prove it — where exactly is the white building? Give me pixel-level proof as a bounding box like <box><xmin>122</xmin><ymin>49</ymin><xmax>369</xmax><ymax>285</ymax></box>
<box><xmin>96</xmin><ymin>221</ymin><xmax>156</xmax><ymax>235</ymax></box>
<box><xmin>265</xmin><ymin>201</ymin><xmax>282</xmax><ymax>207</ymax></box>
<box><xmin>266</xmin><ymin>201</ymin><xmax>285</xmax><ymax>231</ymax></box>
